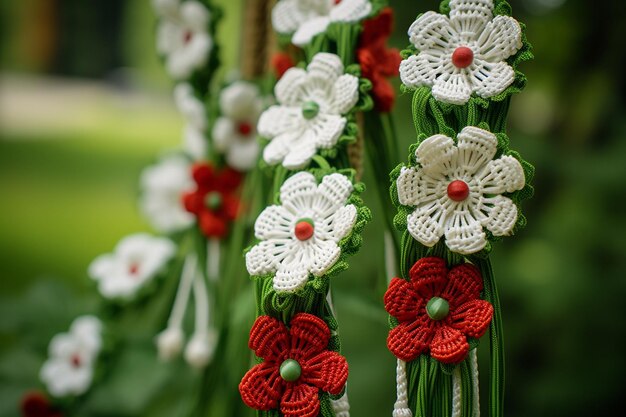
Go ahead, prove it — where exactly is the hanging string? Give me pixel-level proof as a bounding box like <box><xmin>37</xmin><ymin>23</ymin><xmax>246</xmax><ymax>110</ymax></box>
<box><xmin>470</xmin><ymin>349</ymin><xmax>481</xmax><ymax>417</ymax></box>
<box><xmin>393</xmin><ymin>359</ymin><xmax>413</xmax><ymax>417</ymax></box>
<box><xmin>451</xmin><ymin>366</ymin><xmax>462</xmax><ymax>417</ymax></box>
<box><xmin>385</xmin><ymin>230</ymin><xmax>397</xmax><ymax>283</ymax></box>
<box><xmin>331</xmin><ymin>388</ymin><xmax>351</xmax><ymax>417</ymax></box>
<box><xmin>207</xmin><ymin>238</ymin><xmax>220</xmax><ymax>281</ymax></box>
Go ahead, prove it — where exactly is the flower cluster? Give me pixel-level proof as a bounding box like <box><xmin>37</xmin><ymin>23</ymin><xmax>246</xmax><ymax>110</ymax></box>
<box><xmin>239</xmin><ymin>314</ymin><xmax>348</xmax><ymax>417</ymax></box>
<box><xmin>385</xmin><ymin>257</ymin><xmax>492</xmax><ymax>364</ymax></box>
<box><xmin>395</xmin><ymin>126</ymin><xmax>528</xmax><ymax>255</ymax></box>
<box><xmin>400</xmin><ymin>0</ymin><xmax>524</xmax><ymax>105</ymax></box>
<box><xmin>40</xmin><ymin>316</ymin><xmax>102</xmax><ymax>397</ymax></box>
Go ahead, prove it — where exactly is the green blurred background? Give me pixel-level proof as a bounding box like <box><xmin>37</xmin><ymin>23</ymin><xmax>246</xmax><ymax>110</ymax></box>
<box><xmin>1</xmin><ymin>0</ymin><xmax>625</xmax><ymax>416</ymax></box>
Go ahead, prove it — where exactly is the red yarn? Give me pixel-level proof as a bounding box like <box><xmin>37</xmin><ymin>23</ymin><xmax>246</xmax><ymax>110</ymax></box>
<box><xmin>20</xmin><ymin>392</ymin><xmax>62</xmax><ymax>417</ymax></box>
<box><xmin>384</xmin><ymin>257</ymin><xmax>493</xmax><ymax>364</ymax></box>
<box><xmin>271</xmin><ymin>52</ymin><xmax>295</xmax><ymax>79</ymax></box>
<box><xmin>357</xmin><ymin>8</ymin><xmax>401</xmax><ymax>113</ymax></box>
<box><xmin>239</xmin><ymin>314</ymin><xmax>348</xmax><ymax>417</ymax></box>
<box><xmin>181</xmin><ymin>162</ymin><xmax>242</xmax><ymax>238</ymax></box>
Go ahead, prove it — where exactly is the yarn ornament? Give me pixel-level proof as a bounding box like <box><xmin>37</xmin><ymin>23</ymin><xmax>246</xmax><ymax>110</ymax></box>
<box><xmin>181</xmin><ymin>162</ymin><xmax>242</xmax><ymax>238</ymax></box>
<box><xmin>385</xmin><ymin>1</ymin><xmax>534</xmax><ymax>416</ymax></box>
<box><xmin>239</xmin><ymin>314</ymin><xmax>348</xmax><ymax>417</ymax></box>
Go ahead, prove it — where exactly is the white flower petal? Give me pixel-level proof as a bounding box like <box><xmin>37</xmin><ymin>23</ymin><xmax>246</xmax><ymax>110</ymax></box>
<box><xmin>282</xmin><ymin>131</ymin><xmax>318</xmax><ymax>169</ymax></box>
<box><xmin>273</xmin><ymin>262</ymin><xmax>310</xmax><ymax>292</ymax></box>
<box><xmin>254</xmin><ymin>205</ymin><xmax>294</xmax><ymax>240</ymax></box>
<box><xmin>407</xmin><ymin>202</ymin><xmax>445</xmax><ymax>247</ymax></box>
<box><xmin>280</xmin><ymin>171</ymin><xmax>318</xmax><ymax>211</ymax></box>
<box><xmin>432</xmin><ymin>72</ymin><xmax>473</xmax><ymax>105</ymax></box>
<box><xmin>478</xmin><ymin>195</ymin><xmax>518</xmax><ymax>236</ymax></box>
<box><xmin>219</xmin><ymin>81</ymin><xmax>261</xmax><ymax>120</ymax></box>
<box><xmin>292</xmin><ymin>16</ymin><xmax>331</xmax><ymax>46</ymax></box>
<box><xmin>456</xmin><ymin>126</ymin><xmax>498</xmax><ymax>174</ymax></box>
<box><xmin>226</xmin><ymin>137</ymin><xmax>260</xmax><ymax>171</ymax></box>
<box><xmin>263</xmin><ymin>130</ymin><xmax>296</xmax><ymax>166</ymax></box>
<box><xmin>306</xmin><ymin>52</ymin><xmax>344</xmax><ymax>84</ymax></box>
<box><xmin>399</xmin><ymin>53</ymin><xmax>443</xmax><ymax>89</ymax></box>
<box><xmin>212</xmin><ymin>117</ymin><xmax>234</xmax><ymax>152</ymax></box>
<box><xmin>449</xmin><ymin>0</ymin><xmax>493</xmax><ymax>35</ymax></box>
<box><xmin>315</xmin><ymin>204</ymin><xmax>357</xmax><ymax>242</ymax></box>
<box><xmin>166</xmin><ymin>33</ymin><xmax>212</xmax><ymax>79</ymax></box>
<box><xmin>415</xmin><ymin>134</ymin><xmax>458</xmax><ymax>178</ymax></box>
<box><xmin>275</xmin><ymin>67</ymin><xmax>308</xmax><ymax>106</ymax></box>
<box><xmin>471</xmin><ymin>60</ymin><xmax>516</xmax><ymax>99</ymax></box>
<box><xmin>396</xmin><ymin>166</ymin><xmax>445</xmax><ymax>208</ymax></box>
<box><xmin>179</xmin><ymin>0</ymin><xmax>210</xmax><ymax>31</ymax></box>
<box><xmin>309</xmin><ymin>239</ymin><xmax>341</xmax><ymax>276</ymax></box>
<box><xmin>272</xmin><ymin>0</ymin><xmax>305</xmax><ymax>34</ymax></box>
<box><xmin>329</xmin><ymin>0</ymin><xmax>372</xmax><ymax>22</ymax></box>
<box><xmin>475</xmin><ymin>155</ymin><xmax>525</xmax><ymax>194</ymax></box>
<box><xmin>183</xmin><ymin>125</ymin><xmax>208</xmax><ymax>160</ymax></box>
<box><xmin>476</xmin><ymin>15</ymin><xmax>522</xmax><ymax>62</ymax></box>
<box><xmin>246</xmin><ymin>240</ymin><xmax>292</xmax><ymax>276</ymax></box>
<box><xmin>174</xmin><ymin>83</ymin><xmax>206</xmax><ymax>130</ymax></box>
<box><xmin>258</xmin><ymin>106</ymin><xmax>302</xmax><ymax>138</ymax></box>
<box><xmin>314</xmin><ymin>173</ymin><xmax>354</xmax><ymax>215</ymax></box>
<box><xmin>152</xmin><ymin>0</ymin><xmax>178</xmax><ymax>17</ymax></box>
<box><xmin>444</xmin><ymin>208</ymin><xmax>487</xmax><ymax>254</ymax></box>
<box><xmin>309</xmin><ymin>114</ymin><xmax>346</xmax><ymax>148</ymax></box>
<box><xmin>329</xmin><ymin>74</ymin><xmax>359</xmax><ymax>114</ymax></box>
<box><xmin>407</xmin><ymin>11</ymin><xmax>453</xmax><ymax>51</ymax></box>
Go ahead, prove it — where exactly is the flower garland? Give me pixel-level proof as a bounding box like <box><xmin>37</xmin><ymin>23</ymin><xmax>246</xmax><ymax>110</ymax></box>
<box><xmin>239</xmin><ymin>1</ymin><xmax>403</xmax><ymax>416</ymax></box>
<box><xmin>385</xmin><ymin>1</ymin><xmax>534</xmax><ymax>416</ymax></box>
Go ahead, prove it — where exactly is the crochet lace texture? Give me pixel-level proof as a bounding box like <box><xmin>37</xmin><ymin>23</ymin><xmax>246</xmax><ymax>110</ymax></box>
<box><xmin>239</xmin><ymin>314</ymin><xmax>348</xmax><ymax>417</ymax></box>
<box><xmin>258</xmin><ymin>52</ymin><xmax>359</xmax><ymax>170</ymax></box>
<box><xmin>395</xmin><ymin>126</ymin><xmax>526</xmax><ymax>255</ymax></box>
<box><xmin>272</xmin><ymin>0</ymin><xmax>373</xmax><ymax>46</ymax></box>
<box><xmin>384</xmin><ymin>257</ymin><xmax>492</xmax><ymax>364</ymax></box>
<box><xmin>400</xmin><ymin>0</ymin><xmax>523</xmax><ymax>105</ymax></box>
<box><xmin>246</xmin><ymin>171</ymin><xmax>358</xmax><ymax>292</ymax></box>
<box><xmin>181</xmin><ymin>162</ymin><xmax>242</xmax><ymax>238</ymax></box>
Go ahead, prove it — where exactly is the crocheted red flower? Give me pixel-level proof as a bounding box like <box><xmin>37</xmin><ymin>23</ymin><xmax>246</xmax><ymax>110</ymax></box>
<box><xmin>181</xmin><ymin>162</ymin><xmax>242</xmax><ymax>238</ymax></box>
<box><xmin>20</xmin><ymin>392</ymin><xmax>62</xmax><ymax>417</ymax></box>
<box><xmin>357</xmin><ymin>7</ymin><xmax>401</xmax><ymax>112</ymax></box>
<box><xmin>239</xmin><ymin>313</ymin><xmax>348</xmax><ymax>417</ymax></box>
<box><xmin>384</xmin><ymin>257</ymin><xmax>493</xmax><ymax>364</ymax></box>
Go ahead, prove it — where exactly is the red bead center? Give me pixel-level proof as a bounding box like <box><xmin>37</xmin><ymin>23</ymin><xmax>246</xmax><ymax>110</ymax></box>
<box><xmin>451</xmin><ymin>46</ymin><xmax>474</xmax><ymax>69</ymax></box>
<box><xmin>183</xmin><ymin>30</ymin><xmax>193</xmax><ymax>44</ymax></box>
<box><xmin>447</xmin><ymin>180</ymin><xmax>470</xmax><ymax>202</ymax></box>
<box><xmin>128</xmin><ymin>263</ymin><xmax>140</xmax><ymax>276</ymax></box>
<box><xmin>237</xmin><ymin>121</ymin><xmax>253</xmax><ymax>136</ymax></box>
<box><xmin>294</xmin><ymin>219</ymin><xmax>315</xmax><ymax>241</ymax></box>
<box><xmin>70</xmin><ymin>353</ymin><xmax>82</xmax><ymax>368</ymax></box>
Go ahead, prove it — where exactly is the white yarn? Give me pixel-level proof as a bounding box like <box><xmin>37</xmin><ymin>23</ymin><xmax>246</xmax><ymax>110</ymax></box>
<box><xmin>470</xmin><ymin>349</ymin><xmax>481</xmax><ymax>417</ymax></box>
<box><xmin>393</xmin><ymin>359</ymin><xmax>413</xmax><ymax>417</ymax></box>
<box><xmin>174</xmin><ymin>83</ymin><xmax>208</xmax><ymax>160</ymax></box>
<box><xmin>384</xmin><ymin>230</ymin><xmax>397</xmax><ymax>283</ymax></box>
<box><xmin>184</xmin><ymin>271</ymin><xmax>217</xmax><ymax>368</ymax></box>
<box><xmin>451</xmin><ymin>367</ymin><xmax>462</xmax><ymax>417</ymax></box>
<box><xmin>272</xmin><ymin>0</ymin><xmax>372</xmax><ymax>46</ymax></box>
<box><xmin>140</xmin><ymin>154</ymin><xmax>195</xmax><ymax>234</ymax></box>
<box><xmin>88</xmin><ymin>233</ymin><xmax>176</xmax><ymax>299</ymax></box>
<box><xmin>396</xmin><ymin>126</ymin><xmax>525</xmax><ymax>255</ymax></box>
<box><xmin>246</xmin><ymin>171</ymin><xmax>357</xmax><ymax>292</ymax></box>
<box><xmin>40</xmin><ymin>316</ymin><xmax>102</xmax><ymax>397</ymax></box>
<box><xmin>331</xmin><ymin>390</ymin><xmax>351</xmax><ymax>417</ymax></box>
<box><xmin>212</xmin><ymin>81</ymin><xmax>263</xmax><ymax>171</ymax></box>
<box><xmin>400</xmin><ymin>0</ymin><xmax>523</xmax><ymax>105</ymax></box>
<box><xmin>257</xmin><ymin>52</ymin><xmax>359</xmax><ymax>170</ymax></box>
<box><xmin>207</xmin><ymin>238</ymin><xmax>220</xmax><ymax>282</ymax></box>
<box><xmin>155</xmin><ymin>0</ymin><xmax>213</xmax><ymax>80</ymax></box>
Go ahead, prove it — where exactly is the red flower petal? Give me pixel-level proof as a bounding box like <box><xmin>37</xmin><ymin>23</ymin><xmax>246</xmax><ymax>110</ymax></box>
<box><xmin>441</xmin><ymin>263</ymin><xmax>483</xmax><ymax>308</ymax></box>
<box><xmin>289</xmin><ymin>314</ymin><xmax>330</xmax><ymax>359</ymax></box>
<box><xmin>249</xmin><ymin>316</ymin><xmax>290</xmax><ymax>361</ymax></box>
<box><xmin>384</xmin><ymin>277</ymin><xmax>422</xmax><ymax>321</ymax></box>
<box><xmin>215</xmin><ymin>167</ymin><xmax>242</xmax><ymax>193</ymax></box>
<box><xmin>448</xmin><ymin>299</ymin><xmax>493</xmax><ymax>338</ymax></box>
<box><xmin>272</xmin><ymin>52</ymin><xmax>295</xmax><ymax>79</ymax></box>
<box><xmin>387</xmin><ymin>320</ymin><xmax>433</xmax><ymax>362</ymax></box>
<box><xmin>371</xmin><ymin>76</ymin><xmax>396</xmax><ymax>113</ymax></box>
<box><xmin>239</xmin><ymin>362</ymin><xmax>283</xmax><ymax>411</ymax></box>
<box><xmin>360</xmin><ymin>7</ymin><xmax>394</xmax><ymax>47</ymax></box>
<box><xmin>409</xmin><ymin>257</ymin><xmax>448</xmax><ymax>298</ymax></box>
<box><xmin>379</xmin><ymin>48</ymin><xmax>401</xmax><ymax>77</ymax></box>
<box><xmin>280</xmin><ymin>383</ymin><xmax>320</xmax><ymax>417</ymax></box>
<box><xmin>191</xmin><ymin>163</ymin><xmax>215</xmax><ymax>187</ymax></box>
<box><xmin>21</xmin><ymin>392</ymin><xmax>50</xmax><ymax>417</ymax></box>
<box><xmin>221</xmin><ymin>194</ymin><xmax>241</xmax><ymax>220</ymax></box>
<box><xmin>199</xmin><ymin>210</ymin><xmax>227</xmax><ymax>237</ymax></box>
<box><xmin>301</xmin><ymin>350</ymin><xmax>348</xmax><ymax>395</ymax></box>
<box><xmin>430</xmin><ymin>326</ymin><xmax>469</xmax><ymax>364</ymax></box>
<box><xmin>181</xmin><ymin>191</ymin><xmax>202</xmax><ymax>214</ymax></box>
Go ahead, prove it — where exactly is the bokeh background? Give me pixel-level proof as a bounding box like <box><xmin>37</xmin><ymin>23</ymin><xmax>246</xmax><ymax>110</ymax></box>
<box><xmin>1</xmin><ymin>0</ymin><xmax>625</xmax><ymax>416</ymax></box>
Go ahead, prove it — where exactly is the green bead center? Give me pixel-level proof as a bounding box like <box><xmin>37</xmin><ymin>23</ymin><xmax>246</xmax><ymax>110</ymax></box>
<box><xmin>426</xmin><ymin>297</ymin><xmax>450</xmax><ymax>321</ymax></box>
<box><xmin>279</xmin><ymin>359</ymin><xmax>302</xmax><ymax>382</ymax></box>
<box><xmin>205</xmin><ymin>192</ymin><xmax>222</xmax><ymax>210</ymax></box>
<box><xmin>301</xmin><ymin>101</ymin><xmax>320</xmax><ymax>120</ymax></box>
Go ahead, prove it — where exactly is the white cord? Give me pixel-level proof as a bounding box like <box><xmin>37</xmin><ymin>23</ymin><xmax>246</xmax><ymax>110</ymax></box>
<box><xmin>451</xmin><ymin>366</ymin><xmax>462</xmax><ymax>417</ymax></box>
<box><xmin>191</xmin><ymin>271</ymin><xmax>210</xmax><ymax>336</ymax></box>
<box><xmin>167</xmin><ymin>254</ymin><xmax>197</xmax><ymax>330</ymax></box>
<box><xmin>207</xmin><ymin>238</ymin><xmax>220</xmax><ymax>281</ymax></box>
<box><xmin>331</xmin><ymin>389</ymin><xmax>351</xmax><ymax>417</ymax></box>
<box><xmin>393</xmin><ymin>359</ymin><xmax>413</xmax><ymax>417</ymax></box>
<box><xmin>384</xmin><ymin>230</ymin><xmax>397</xmax><ymax>283</ymax></box>
<box><xmin>471</xmin><ymin>349</ymin><xmax>480</xmax><ymax>417</ymax></box>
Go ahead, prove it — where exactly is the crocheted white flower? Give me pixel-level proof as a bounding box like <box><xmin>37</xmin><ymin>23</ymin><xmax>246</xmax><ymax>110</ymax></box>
<box><xmin>212</xmin><ymin>82</ymin><xmax>263</xmax><ymax>171</ymax></box>
<box><xmin>258</xmin><ymin>53</ymin><xmax>359</xmax><ymax>170</ymax></box>
<box><xmin>174</xmin><ymin>83</ymin><xmax>207</xmax><ymax>160</ymax></box>
<box><xmin>154</xmin><ymin>0</ymin><xmax>212</xmax><ymax>80</ymax></box>
<box><xmin>140</xmin><ymin>155</ymin><xmax>195</xmax><ymax>233</ymax></box>
<box><xmin>246</xmin><ymin>171</ymin><xmax>357</xmax><ymax>292</ymax></box>
<box><xmin>88</xmin><ymin>234</ymin><xmax>176</xmax><ymax>299</ymax></box>
<box><xmin>40</xmin><ymin>316</ymin><xmax>102</xmax><ymax>397</ymax></box>
<box><xmin>400</xmin><ymin>0</ymin><xmax>523</xmax><ymax>105</ymax></box>
<box><xmin>273</xmin><ymin>0</ymin><xmax>372</xmax><ymax>46</ymax></box>
<box><xmin>396</xmin><ymin>126</ymin><xmax>525</xmax><ymax>255</ymax></box>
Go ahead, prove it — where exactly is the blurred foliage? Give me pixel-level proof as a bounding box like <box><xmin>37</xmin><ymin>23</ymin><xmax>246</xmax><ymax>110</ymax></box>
<box><xmin>1</xmin><ymin>0</ymin><xmax>626</xmax><ymax>416</ymax></box>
